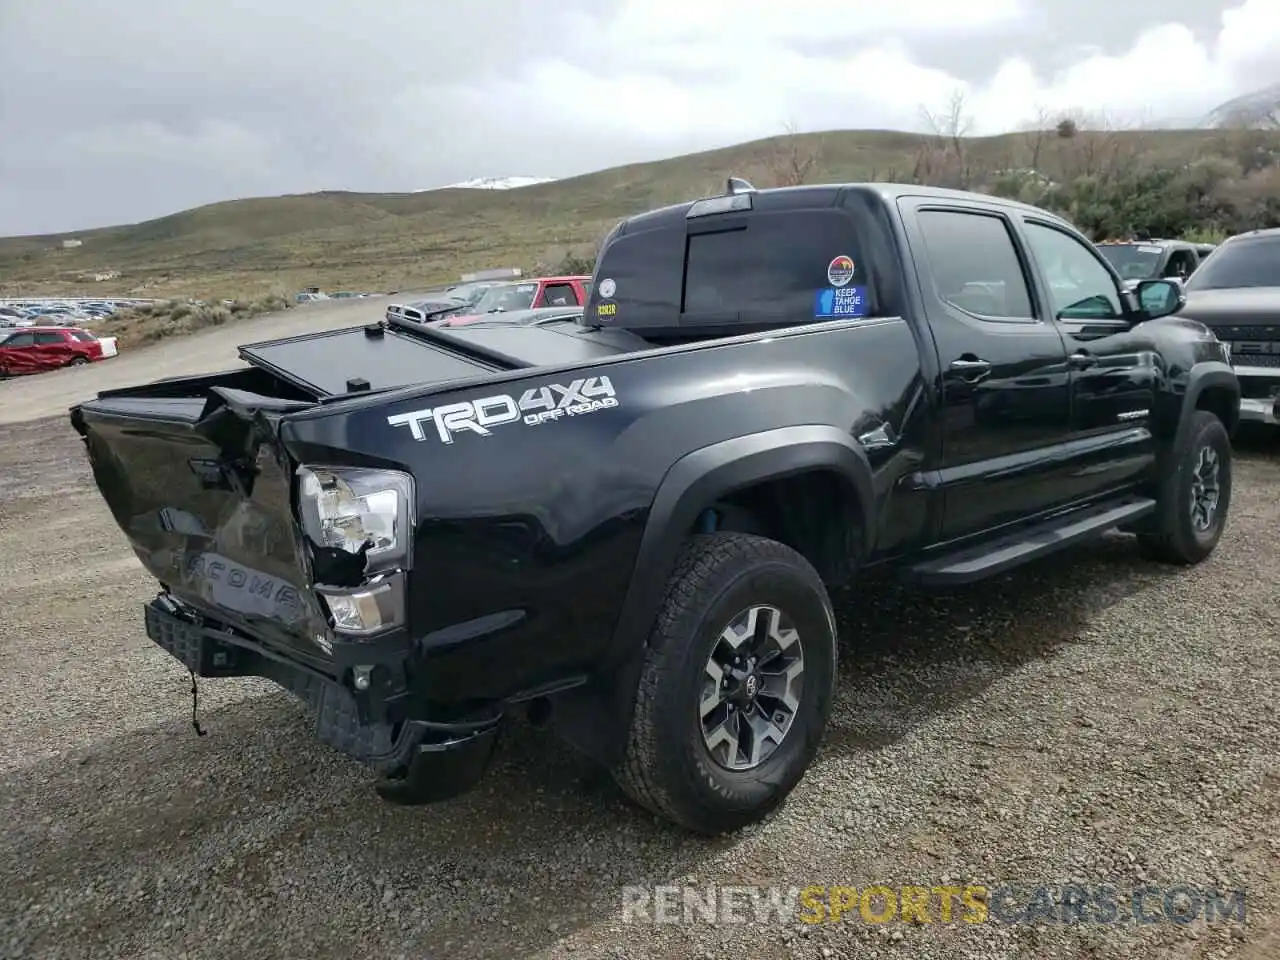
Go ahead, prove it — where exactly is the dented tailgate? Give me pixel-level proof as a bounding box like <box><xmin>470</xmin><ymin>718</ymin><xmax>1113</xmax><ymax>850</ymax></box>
<box><xmin>71</xmin><ymin>388</ymin><xmax>337</xmax><ymax>668</ymax></box>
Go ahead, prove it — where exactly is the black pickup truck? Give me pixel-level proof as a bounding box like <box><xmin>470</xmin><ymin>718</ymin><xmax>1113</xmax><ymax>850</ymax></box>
<box><xmin>71</xmin><ymin>181</ymin><xmax>1239</xmax><ymax>835</ymax></box>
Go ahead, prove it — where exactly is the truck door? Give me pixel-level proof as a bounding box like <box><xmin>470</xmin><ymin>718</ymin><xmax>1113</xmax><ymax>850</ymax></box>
<box><xmin>1017</xmin><ymin>217</ymin><xmax>1158</xmax><ymax>496</ymax></box>
<box><xmin>33</xmin><ymin>330</ymin><xmax>75</xmax><ymax>368</ymax></box>
<box><xmin>0</xmin><ymin>331</ymin><xmax>39</xmax><ymax>373</ymax></box>
<box><xmin>899</xmin><ymin>199</ymin><xmax>1074</xmax><ymax>540</ymax></box>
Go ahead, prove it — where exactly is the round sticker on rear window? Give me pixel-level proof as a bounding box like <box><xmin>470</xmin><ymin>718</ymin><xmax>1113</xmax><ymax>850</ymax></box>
<box><xmin>599</xmin><ymin>278</ymin><xmax>616</xmax><ymax>298</ymax></box>
<box><xmin>827</xmin><ymin>255</ymin><xmax>855</xmax><ymax>287</ymax></box>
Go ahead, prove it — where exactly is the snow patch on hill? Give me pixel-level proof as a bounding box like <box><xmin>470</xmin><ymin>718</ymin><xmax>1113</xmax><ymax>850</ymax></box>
<box><xmin>417</xmin><ymin>176</ymin><xmax>556</xmax><ymax>192</ymax></box>
<box><xmin>1202</xmin><ymin>83</ymin><xmax>1280</xmax><ymax>129</ymax></box>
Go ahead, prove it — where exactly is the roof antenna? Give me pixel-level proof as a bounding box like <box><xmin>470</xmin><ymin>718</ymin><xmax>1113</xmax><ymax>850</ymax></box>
<box><xmin>726</xmin><ymin>177</ymin><xmax>756</xmax><ymax>195</ymax></box>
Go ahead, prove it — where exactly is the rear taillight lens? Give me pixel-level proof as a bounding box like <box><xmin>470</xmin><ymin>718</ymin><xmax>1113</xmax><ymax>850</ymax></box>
<box><xmin>296</xmin><ymin>465</ymin><xmax>415</xmax><ymax>574</ymax></box>
<box><xmin>296</xmin><ymin>466</ymin><xmax>415</xmax><ymax>638</ymax></box>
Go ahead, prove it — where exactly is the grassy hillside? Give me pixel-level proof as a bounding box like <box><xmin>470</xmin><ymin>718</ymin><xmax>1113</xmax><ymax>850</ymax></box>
<box><xmin>0</xmin><ymin>126</ymin><xmax>1270</xmax><ymax>300</ymax></box>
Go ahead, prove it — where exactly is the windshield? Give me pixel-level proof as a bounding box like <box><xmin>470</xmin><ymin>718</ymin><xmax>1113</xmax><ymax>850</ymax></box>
<box><xmin>1096</xmin><ymin>244</ymin><xmax>1165</xmax><ymax>281</ymax></box>
<box><xmin>471</xmin><ymin>282</ymin><xmax>537</xmax><ymax>313</ymax></box>
<box><xmin>1185</xmin><ymin>236</ymin><xmax>1280</xmax><ymax>291</ymax></box>
<box><xmin>445</xmin><ymin>282</ymin><xmax>492</xmax><ymax>304</ymax></box>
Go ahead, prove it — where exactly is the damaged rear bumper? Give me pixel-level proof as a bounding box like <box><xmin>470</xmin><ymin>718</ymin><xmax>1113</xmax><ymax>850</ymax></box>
<box><xmin>144</xmin><ymin>596</ymin><xmax>501</xmax><ymax>802</ymax></box>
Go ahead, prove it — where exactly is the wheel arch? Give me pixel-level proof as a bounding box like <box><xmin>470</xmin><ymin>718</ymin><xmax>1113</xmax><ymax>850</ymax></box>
<box><xmin>1182</xmin><ymin>361</ymin><xmax>1240</xmax><ymax>440</ymax></box>
<box><xmin>548</xmin><ymin>424</ymin><xmax>874</xmax><ymax>766</ymax></box>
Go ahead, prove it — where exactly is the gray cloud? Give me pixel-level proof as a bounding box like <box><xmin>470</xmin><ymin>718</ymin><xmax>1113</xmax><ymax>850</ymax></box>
<box><xmin>0</xmin><ymin>0</ymin><xmax>1269</xmax><ymax>236</ymax></box>
<box><xmin>905</xmin><ymin>0</ymin><xmax>1231</xmax><ymax>82</ymax></box>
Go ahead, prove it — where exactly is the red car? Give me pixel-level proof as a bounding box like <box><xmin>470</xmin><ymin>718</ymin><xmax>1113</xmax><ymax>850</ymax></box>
<box><xmin>438</xmin><ymin>275</ymin><xmax>592</xmax><ymax>327</ymax></box>
<box><xmin>0</xmin><ymin>326</ymin><xmax>120</xmax><ymax>377</ymax></box>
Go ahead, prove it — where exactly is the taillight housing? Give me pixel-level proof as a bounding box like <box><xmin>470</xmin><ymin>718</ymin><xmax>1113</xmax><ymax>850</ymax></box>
<box><xmin>296</xmin><ymin>466</ymin><xmax>414</xmax><ymax>574</ymax></box>
<box><xmin>295</xmin><ymin>465</ymin><xmax>415</xmax><ymax>637</ymax></box>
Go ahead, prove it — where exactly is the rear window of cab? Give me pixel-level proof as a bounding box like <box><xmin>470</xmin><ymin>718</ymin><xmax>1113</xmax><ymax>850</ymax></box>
<box><xmin>589</xmin><ymin>204</ymin><xmax>892</xmax><ymax>334</ymax></box>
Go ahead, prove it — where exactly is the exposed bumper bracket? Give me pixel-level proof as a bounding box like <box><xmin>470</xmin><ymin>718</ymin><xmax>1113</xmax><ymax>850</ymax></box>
<box><xmin>143</xmin><ymin>599</ymin><xmax>502</xmax><ymax>783</ymax></box>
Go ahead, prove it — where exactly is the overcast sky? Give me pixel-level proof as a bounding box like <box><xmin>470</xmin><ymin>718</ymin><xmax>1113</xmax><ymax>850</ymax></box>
<box><xmin>1</xmin><ymin>0</ymin><xmax>1277</xmax><ymax>236</ymax></box>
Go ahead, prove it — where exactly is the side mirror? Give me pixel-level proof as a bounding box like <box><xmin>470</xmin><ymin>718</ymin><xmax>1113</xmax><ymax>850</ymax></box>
<box><xmin>1135</xmin><ymin>278</ymin><xmax>1185</xmax><ymax>320</ymax></box>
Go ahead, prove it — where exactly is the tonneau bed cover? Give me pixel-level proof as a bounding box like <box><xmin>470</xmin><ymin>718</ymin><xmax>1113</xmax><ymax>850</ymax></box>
<box><xmin>236</xmin><ymin>317</ymin><xmax>641</xmax><ymax>400</ymax></box>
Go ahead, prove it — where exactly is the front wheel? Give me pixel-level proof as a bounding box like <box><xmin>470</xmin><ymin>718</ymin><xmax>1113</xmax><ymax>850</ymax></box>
<box><xmin>612</xmin><ymin>532</ymin><xmax>838</xmax><ymax>834</ymax></box>
<box><xmin>1138</xmin><ymin>410</ymin><xmax>1232</xmax><ymax>564</ymax></box>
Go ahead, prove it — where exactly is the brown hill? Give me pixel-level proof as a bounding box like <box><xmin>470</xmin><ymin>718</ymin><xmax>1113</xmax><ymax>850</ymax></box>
<box><xmin>0</xmin><ymin>127</ymin><xmax>1264</xmax><ymax>300</ymax></box>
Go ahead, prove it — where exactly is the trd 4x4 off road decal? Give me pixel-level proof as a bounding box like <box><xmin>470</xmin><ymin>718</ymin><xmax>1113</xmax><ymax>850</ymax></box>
<box><xmin>387</xmin><ymin>375</ymin><xmax>618</xmax><ymax>444</ymax></box>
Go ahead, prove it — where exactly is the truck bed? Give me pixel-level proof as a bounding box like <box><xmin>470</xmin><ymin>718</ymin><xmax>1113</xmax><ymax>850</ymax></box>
<box><xmin>237</xmin><ymin>317</ymin><xmax>646</xmax><ymax>401</ymax></box>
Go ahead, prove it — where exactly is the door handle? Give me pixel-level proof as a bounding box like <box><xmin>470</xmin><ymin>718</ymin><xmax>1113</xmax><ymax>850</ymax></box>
<box><xmin>949</xmin><ymin>357</ymin><xmax>992</xmax><ymax>379</ymax></box>
<box><xmin>1068</xmin><ymin>351</ymin><xmax>1097</xmax><ymax>369</ymax></box>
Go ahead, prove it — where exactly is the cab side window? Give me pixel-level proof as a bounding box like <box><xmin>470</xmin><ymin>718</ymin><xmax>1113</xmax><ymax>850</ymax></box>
<box><xmin>1023</xmin><ymin>222</ymin><xmax>1124</xmax><ymax>321</ymax></box>
<box><xmin>590</xmin><ymin>226</ymin><xmax>684</xmax><ymax>328</ymax></box>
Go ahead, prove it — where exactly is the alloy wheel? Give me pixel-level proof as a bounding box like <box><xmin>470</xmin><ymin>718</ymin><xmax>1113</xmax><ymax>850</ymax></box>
<box><xmin>699</xmin><ymin>604</ymin><xmax>805</xmax><ymax>772</ymax></box>
<box><xmin>1189</xmin><ymin>445</ymin><xmax>1221</xmax><ymax>533</ymax></box>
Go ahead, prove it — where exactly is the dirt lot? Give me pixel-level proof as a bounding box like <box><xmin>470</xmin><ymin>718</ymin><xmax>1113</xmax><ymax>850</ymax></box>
<box><xmin>1</xmin><ymin>312</ymin><xmax>1278</xmax><ymax>960</ymax></box>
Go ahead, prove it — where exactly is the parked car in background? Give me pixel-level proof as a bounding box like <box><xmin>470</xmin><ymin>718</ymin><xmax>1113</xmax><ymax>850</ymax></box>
<box><xmin>386</xmin><ymin>295</ymin><xmax>469</xmax><ymax>326</ymax></box>
<box><xmin>384</xmin><ymin>281</ymin><xmax>501</xmax><ymax>326</ymax></box>
<box><xmin>1095</xmin><ymin>239</ymin><xmax>1213</xmax><ymax>288</ymax></box>
<box><xmin>439</xmin><ymin>275</ymin><xmax>592</xmax><ymax>326</ymax></box>
<box><xmin>1178</xmin><ymin>227</ymin><xmax>1280</xmax><ymax>426</ymax></box>
<box><xmin>0</xmin><ymin>326</ymin><xmax>119</xmax><ymax>376</ymax></box>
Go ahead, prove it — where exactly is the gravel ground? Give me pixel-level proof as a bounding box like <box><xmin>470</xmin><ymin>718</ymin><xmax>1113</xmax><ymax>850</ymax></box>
<box><xmin>1</xmin><ymin>403</ymin><xmax>1278</xmax><ymax>959</ymax></box>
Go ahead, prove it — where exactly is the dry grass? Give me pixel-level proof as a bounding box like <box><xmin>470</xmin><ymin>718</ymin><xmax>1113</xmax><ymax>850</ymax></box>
<box><xmin>102</xmin><ymin>293</ymin><xmax>291</xmax><ymax>349</ymax></box>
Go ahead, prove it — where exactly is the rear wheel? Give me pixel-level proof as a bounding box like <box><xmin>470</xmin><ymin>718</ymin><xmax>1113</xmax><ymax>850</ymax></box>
<box><xmin>1138</xmin><ymin>410</ymin><xmax>1231</xmax><ymax>564</ymax></box>
<box><xmin>613</xmin><ymin>532</ymin><xmax>838</xmax><ymax>834</ymax></box>
<box><xmin>68</xmin><ymin>356</ymin><xmax>90</xmax><ymax>367</ymax></box>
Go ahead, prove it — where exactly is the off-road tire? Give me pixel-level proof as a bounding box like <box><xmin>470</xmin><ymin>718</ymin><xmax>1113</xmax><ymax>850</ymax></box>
<box><xmin>1138</xmin><ymin>410</ymin><xmax>1232</xmax><ymax>564</ymax></box>
<box><xmin>613</xmin><ymin>532</ymin><xmax>838</xmax><ymax>834</ymax></box>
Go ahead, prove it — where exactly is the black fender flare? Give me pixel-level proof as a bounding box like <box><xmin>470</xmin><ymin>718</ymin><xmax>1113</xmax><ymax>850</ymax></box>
<box><xmin>548</xmin><ymin>424</ymin><xmax>876</xmax><ymax>766</ymax></box>
<box><xmin>1178</xmin><ymin>361</ymin><xmax>1240</xmax><ymax>443</ymax></box>
<box><xmin>613</xmin><ymin>423</ymin><xmax>876</xmax><ymax>659</ymax></box>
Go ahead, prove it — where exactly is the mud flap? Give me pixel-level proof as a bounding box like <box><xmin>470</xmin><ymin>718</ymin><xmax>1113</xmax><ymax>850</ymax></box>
<box><xmin>374</xmin><ymin>723</ymin><xmax>502</xmax><ymax>805</ymax></box>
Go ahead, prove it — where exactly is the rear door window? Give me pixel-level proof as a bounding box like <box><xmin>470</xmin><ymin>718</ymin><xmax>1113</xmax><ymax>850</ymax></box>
<box><xmin>915</xmin><ymin>209</ymin><xmax>1035</xmax><ymax>320</ymax></box>
<box><xmin>681</xmin><ymin>210</ymin><xmax>867</xmax><ymax>323</ymax></box>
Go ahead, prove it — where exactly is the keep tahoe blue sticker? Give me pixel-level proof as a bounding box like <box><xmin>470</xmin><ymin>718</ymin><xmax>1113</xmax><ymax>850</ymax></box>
<box><xmin>814</xmin><ymin>285</ymin><xmax>869</xmax><ymax>318</ymax></box>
